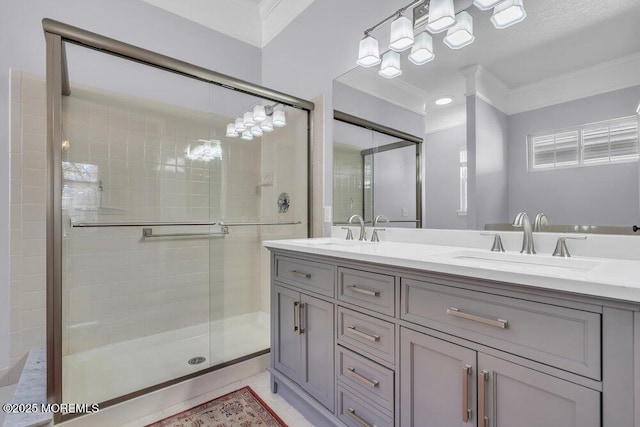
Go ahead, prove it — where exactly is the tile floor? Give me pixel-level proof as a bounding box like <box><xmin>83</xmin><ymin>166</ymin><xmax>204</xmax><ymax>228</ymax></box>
<box><xmin>122</xmin><ymin>370</ymin><xmax>314</xmax><ymax>427</ymax></box>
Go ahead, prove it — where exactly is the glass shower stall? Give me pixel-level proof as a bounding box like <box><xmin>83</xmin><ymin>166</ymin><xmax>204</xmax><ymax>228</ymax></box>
<box><xmin>44</xmin><ymin>19</ymin><xmax>312</xmax><ymax>419</ymax></box>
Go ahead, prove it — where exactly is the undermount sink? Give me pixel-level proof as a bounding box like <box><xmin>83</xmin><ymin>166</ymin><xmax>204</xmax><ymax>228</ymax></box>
<box><xmin>439</xmin><ymin>250</ymin><xmax>601</xmax><ymax>272</ymax></box>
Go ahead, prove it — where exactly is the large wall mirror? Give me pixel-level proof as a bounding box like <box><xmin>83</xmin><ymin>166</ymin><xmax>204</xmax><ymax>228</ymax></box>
<box><xmin>333</xmin><ymin>0</ymin><xmax>640</xmax><ymax>234</ymax></box>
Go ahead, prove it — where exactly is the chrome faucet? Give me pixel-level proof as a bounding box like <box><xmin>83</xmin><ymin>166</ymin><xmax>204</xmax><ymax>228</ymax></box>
<box><xmin>533</xmin><ymin>213</ymin><xmax>549</xmax><ymax>232</ymax></box>
<box><xmin>348</xmin><ymin>214</ymin><xmax>367</xmax><ymax>241</ymax></box>
<box><xmin>513</xmin><ymin>212</ymin><xmax>536</xmax><ymax>254</ymax></box>
<box><xmin>373</xmin><ymin>214</ymin><xmax>389</xmax><ymax>227</ymax></box>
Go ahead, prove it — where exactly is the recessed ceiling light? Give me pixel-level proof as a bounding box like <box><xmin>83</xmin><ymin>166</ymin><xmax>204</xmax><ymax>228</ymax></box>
<box><xmin>435</xmin><ymin>97</ymin><xmax>453</xmax><ymax>106</ymax></box>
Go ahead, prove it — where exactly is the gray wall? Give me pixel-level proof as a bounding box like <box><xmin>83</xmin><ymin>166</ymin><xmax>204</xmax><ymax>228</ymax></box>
<box><xmin>0</xmin><ymin>0</ymin><xmax>261</xmax><ymax>373</ymax></box>
<box><xmin>475</xmin><ymin>96</ymin><xmax>509</xmax><ymax>229</ymax></box>
<box><xmin>508</xmin><ymin>86</ymin><xmax>640</xmax><ymax>226</ymax></box>
<box><xmin>374</xmin><ymin>145</ymin><xmax>417</xmax><ymax>227</ymax></box>
<box><xmin>424</xmin><ymin>125</ymin><xmax>468</xmax><ymax>229</ymax></box>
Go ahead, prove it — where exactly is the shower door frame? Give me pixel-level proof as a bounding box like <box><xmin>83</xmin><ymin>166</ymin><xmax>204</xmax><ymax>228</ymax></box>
<box><xmin>44</xmin><ymin>18</ymin><xmax>314</xmax><ymax>423</ymax></box>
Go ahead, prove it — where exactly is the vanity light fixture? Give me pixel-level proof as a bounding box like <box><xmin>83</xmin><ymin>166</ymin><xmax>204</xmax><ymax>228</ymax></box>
<box><xmin>226</xmin><ymin>123</ymin><xmax>239</xmax><ymax>137</ymax></box>
<box><xmin>389</xmin><ymin>13</ymin><xmax>415</xmax><ymax>51</ymax></box>
<box><xmin>435</xmin><ymin>96</ymin><xmax>453</xmax><ymax>105</ymax></box>
<box><xmin>356</xmin><ymin>34</ymin><xmax>381</xmax><ymax>67</ymax></box>
<box><xmin>490</xmin><ymin>0</ymin><xmax>527</xmax><ymax>29</ymax></box>
<box><xmin>356</xmin><ymin>0</ymin><xmax>526</xmax><ymax>77</ymax></box>
<box><xmin>408</xmin><ymin>31</ymin><xmax>435</xmax><ymax>65</ymax></box>
<box><xmin>379</xmin><ymin>51</ymin><xmax>402</xmax><ymax>79</ymax></box>
<box><xmin>443</xmin><ymin>11</ymin><xmax>474</xmax><ymax>49</ymax></box>
<box><xmin>241</xmin><ymin>130</ymin><xmax>253</xmax><ymax>141</ymax></box>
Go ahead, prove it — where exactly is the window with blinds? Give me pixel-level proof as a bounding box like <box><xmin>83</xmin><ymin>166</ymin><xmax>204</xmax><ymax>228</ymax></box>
<box><xmin>528</xmin><ymin>116</ymin><xmax>638</xmax><ymax>170</ymax></box>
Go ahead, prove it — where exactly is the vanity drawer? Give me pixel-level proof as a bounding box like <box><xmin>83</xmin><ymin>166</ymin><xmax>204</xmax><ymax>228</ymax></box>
<box><xmin>338</xmin><ymin>267</ymin><xmax>395</xmax><ymax>316</ymax></box>
<box><xmin>274</xmin><ymin>255</ymin><xmax>335</xmax><ymax>297</ymax></box>
<box><xmin>338</xmin><ymin>385</ymin><xmax>393</xmax><ymax>427</ymax></box>
<box><xmin>337</xmin><ymin>346</ymin><xmax>394</xmax><ymax>413</ymax></box>
<box><xmin>401</xmin><ymin>278</ymin><xmax>601</xmax><ymax>379</ymax></box>
<box><xmin>338</xmin><ymin>307</ymin><xmax>395</xmax><ymax>365</ymax></box>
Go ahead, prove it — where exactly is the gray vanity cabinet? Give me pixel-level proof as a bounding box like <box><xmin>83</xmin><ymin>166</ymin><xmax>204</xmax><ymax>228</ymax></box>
<box><xmin>273</xmin><ymin>284</ymin><xmax>335</xmax><ymax>411</ymax></box>
<box><xmin>268</xmin><ymin>250</ymin><xmax>637</xmax><ymax>427</ymax></box>
<box><xmin>400</xmin><ymin>327</ymin><xmax>477</xmax><ymax>426</ymax></box>
<box><xmin>478</xmin><ymin>353</ymin><xmax>600</xmax><ymax>427</ymax></box>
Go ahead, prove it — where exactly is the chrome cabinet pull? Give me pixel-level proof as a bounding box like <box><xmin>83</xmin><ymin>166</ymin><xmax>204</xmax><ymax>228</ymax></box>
<box><xmin>347</xmin><ymin>408</ymin><xmax>376</xmax><ymax>427</ymax></box>
<box><xmin>298</xmin><ymin>303</ymin><xmax>305</xmax><ymax>334</ymax></box>
<box><xmin>346</xmin><ymin>367</ymin><xmax>379</xmax><ymax>388</ymax></box>
<box><xmin>462</xmin><ymin>365</ymin><xmax>472</xmax><ymax>422</ymax></box>
<box><xmin>293</xmin><ymin>301</ymin><xmax>299</xmax><ymax>333</ymax></box>
<box><xmin>478</xmin><ymin>370</ymin><xmax>489</xmax><ymax>427</ymax></box>
<box><xmin>346</xmin><ymin>326</ymin><xmax>380</xmax><ymax>342</ymax></box>
<box><xmin>289</xmin><ymin>270</ymin><xmax>311</xmax><ymax>279</ymax></box>
<box><xmin>349</xmin><ymin>285</ymin><xmax>380</xmax><ymax>297</ymax></box>
<box><xmin>446</xmin><ymin>307</ymin><xmax>508</xmax><ymax>329</ymax></box>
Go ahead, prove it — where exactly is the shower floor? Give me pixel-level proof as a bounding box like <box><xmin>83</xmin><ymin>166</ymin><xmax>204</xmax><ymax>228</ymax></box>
<box><xmin>62</xmin><ymin>311</ymin><xmax>270</xmax><ymax>405</ymax></box>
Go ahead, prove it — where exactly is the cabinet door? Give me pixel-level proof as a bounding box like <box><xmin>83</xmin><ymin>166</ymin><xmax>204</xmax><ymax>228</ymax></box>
<box><xmin>273</xmin><ymin>285</ymin><xmax>302</xmax><ymax>382</ymax></box>
<box><xmin>301</xmin><ymin>293</ymin><xmax>335</xmax><ymax>411</ymax></box>
<box><xmin>400</xmin><ymin>328</ymin><xmax>477</xmax><ymax>427</ymax></box>
<box><xmin>478</xmin><ymin>353</ymin><xmax>600</xmax><ymax>427</ymax></box>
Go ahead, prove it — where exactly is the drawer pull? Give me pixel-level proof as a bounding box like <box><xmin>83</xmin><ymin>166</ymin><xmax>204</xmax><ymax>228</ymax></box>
<box><xmin>478</xmin><ymin>370</ymin><xmax>489</xmax><ymax>427</ymax></box>
<box><xmin>346</xmin><ymin>326</ymin><xmax>380</xmax><ymax>342</ymax></box>
<box><xmin>462</xmin><ymin>365</ymin><xmax>472</xmax><ymax>422</ymax></box>
<box><xmin>289</xmin><ymin>270</ymin><xmax>311</xmax><ymax>279</ymax></box>
<box><xmin>347</xmin><ymin>408</ymin><xmax>377</xmax><ymax>427</ymax></box>
<box><xmin>350</xmin><ymin>285</ymin><xmax>380</xmax><ymax>297</ymax></box>
<box><xmin>346</xmin><ymin>367</ymin><xmax>379</xmax><ymax>388</ymax></box>
<box><xmin>447</xmin><ymin>307</ymin><xmax>508</xmax><ymax>329</ymax></box>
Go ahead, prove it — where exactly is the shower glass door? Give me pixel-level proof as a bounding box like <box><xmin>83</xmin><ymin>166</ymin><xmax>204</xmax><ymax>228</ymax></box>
<box><xmin>59</xmin><ymin>41</ymin><xmax>308</xmax><ymax>406</ymax></box>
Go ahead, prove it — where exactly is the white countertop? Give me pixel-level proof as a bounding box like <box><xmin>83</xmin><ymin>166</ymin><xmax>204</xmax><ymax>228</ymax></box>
<box><xmin>263</xmin><ymin>237</ymin><xmax>640</xmax><ymax>304</ymax></box>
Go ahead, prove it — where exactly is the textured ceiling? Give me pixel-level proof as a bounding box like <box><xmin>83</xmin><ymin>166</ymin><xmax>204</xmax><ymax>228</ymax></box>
<box><xmin>337</xmin><ymin>0</ymin><xmax>640</xmax><ymax>114</ymax></box>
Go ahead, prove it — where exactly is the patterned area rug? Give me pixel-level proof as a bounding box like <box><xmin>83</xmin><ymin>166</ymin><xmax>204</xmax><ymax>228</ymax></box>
<box><xmin>146</xmin><ymin>386</ymin><xmax>288</xmax><ymax>427</ymax></box>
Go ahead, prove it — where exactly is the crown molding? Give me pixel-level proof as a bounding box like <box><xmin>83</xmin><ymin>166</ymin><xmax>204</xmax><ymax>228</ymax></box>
<box><xmin>507</xmin><ymin>52</ymin><xmax>640</xmax><ymax>114</ymax></box>
<box><xmin>261</xmin><ymin>0</ymin><xmax>314</xmax><ymax>47</ymax></box>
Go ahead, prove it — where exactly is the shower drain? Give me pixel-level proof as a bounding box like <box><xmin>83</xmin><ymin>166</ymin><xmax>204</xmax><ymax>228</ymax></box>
<box><xmin>188</xmin><ymin>356</ymin><xmax>207</xmax><ymax>365</ymax></box>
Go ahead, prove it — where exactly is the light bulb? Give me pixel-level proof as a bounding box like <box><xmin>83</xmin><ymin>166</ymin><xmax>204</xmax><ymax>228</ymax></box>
<box><xmin>253</xmin><ymin>105</ymin><xmax>266</xmax><ymax>122</ymax></box>
<box><xmin>491</xmin><ymin>0</ymin><xmax>527</xmax><ymax>29</ymax></box>
<box><xmin>261</xmin><ymin>116</ymin><xmax>274</xmax><ymax>132</ymax></box>
<box><xmin>251</xmin><ymin>125</ymin><xmax>263</xmax><ymax>137</ymax></box>
<box><xmin>426</xmin><ymin>0</ymin><xmax>456</xmax><ymax>33</ymax></box>
<box><xmin>234</xmin><ymin>117</ymin><xmax>246</xmax><ymax>132</ymax></box>
<box><xmin>389</xmin><ymin>15</ymin><xmax>414</xmax><ymax>52</ymax></box>
<box><xmin>408</xmin><ymin>32</ymin><xmax>434</xmax><ymax>65</ymax></box>
<box><xmin>226</xmin><ymin>123</ymin><xmax>239</xmax><ymax>137</ymax></box>
<box><xmin>444</xmin><ymin>11</ymin><xmax>475</xmax><ymax>49</ymax></box>
<box><xmin>273</xmin><ymin>109</ymin><xmax>286</xmax><ymax>127</ymax></box>
<box><xmin>356</xmin><ymin>35</ymin><xmax>381</xmax><ymax>67</ymax></box>
<box><xmin>378</xmin><ymin>51</ymin><xmax>402</xmax><ymax>79</ymax></box>
<box><xmin>243</xmin><ymin>111</ymin><xmax>255</xmax><ymax>127</ymax></box>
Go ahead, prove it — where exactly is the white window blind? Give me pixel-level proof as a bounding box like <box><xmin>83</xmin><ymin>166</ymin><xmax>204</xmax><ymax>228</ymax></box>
<box><xmin>528</xmin><ymin>116</ymin><xmax>638</xmax><ymax>170</ymax></box>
